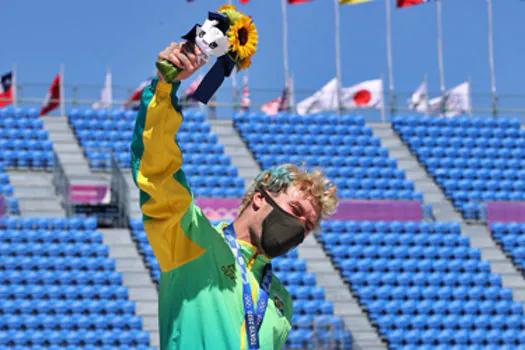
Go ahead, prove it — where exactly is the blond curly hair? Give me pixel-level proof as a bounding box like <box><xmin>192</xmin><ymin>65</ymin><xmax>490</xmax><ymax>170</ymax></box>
<box><xmin>239</xmin><ymin>164</ymin><xmax>338</xmax><ymax>225</ymax></box>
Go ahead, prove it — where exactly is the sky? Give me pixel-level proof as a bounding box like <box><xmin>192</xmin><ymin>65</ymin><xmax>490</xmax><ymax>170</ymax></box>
<box><xmin>3</xmin><ymin>0</ymin><xmax>525</xmax><ymax>120</ymax></box>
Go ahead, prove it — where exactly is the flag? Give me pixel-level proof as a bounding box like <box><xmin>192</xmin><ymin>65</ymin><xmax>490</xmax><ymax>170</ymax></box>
<box><xmin>427</xmin><ymin>82</ymin><xmax>470</xmax><ymax>117</ymax></box>
<box><xmin>297</xmin><ymin>78</ymin><xmax>338</xmax><ymax>115</ymax></box>
<box><xmin>240</xmin><ymin>74</ymin><xmax>250</xmax><ymax>112</ymax></box>
<box><xmin>340</xmin><ymin>0</ymin><xmax>373</xmax><ymax>4</ymax></box>
<box><xmin>240</xmin><ymin>0</ymin><xmax>249</xmax><ymax>3</ymax></box>
<box><xmin>180</xmin><ymin>75</ymin><xmax>203</xmax><ymax>109</ymax></box>
<box><xmin>288</xmin><ymin>0</ymin><xmax>312</xmax><ymax>4</ymax></box>
<box><xmin>39</xmin><ymin>74</ymin><xmax>61</xmax><ymax>117</ymax></box>
<box><xmin>341</xmin><ymin>79</ymin><xmax>383</xmax><ymax>109</ymax></box>
<box><xmin>0</xmin><ymin>72</ymin><xmax>13</xmax><ymax>108</ymax></box>
<box><xmin>397</xmin><ymin>0</ymin><xmax>434</xmax><ymax>8</ymax></box>
<box><xmin>92</xmin><ymin>70</ymin><xmax>112</xmax><ymax>110</ymax></box>
<box><xmin>297</xmin><ymin>78</ymin><xmax>383</xmax><ymax>115</ymax></box>
<box><xmin>408</xmin><ymin>81</ymin><xmax>428</xmax><ymax>113</ymax></box>
<box><xmin>261</xmin><ymin>82</ymin><xmax>290</xmax><ymax>116</ymax></box>
<box><xmin>123</xmin><ymin>78</ymin><xmax>151</xmax><ymax>110</ymax></box>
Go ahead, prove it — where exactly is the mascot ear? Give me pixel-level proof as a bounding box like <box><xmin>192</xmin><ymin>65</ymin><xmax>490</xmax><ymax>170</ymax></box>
<box><xmin>181</xmin><ymin>24</ymin><xmax>199</xmax><ymax>42</ymax></box>
<box><xmin>208</xmin><ymin>11</ymin><xmax>230</xmax><ymax>34</ymax></box>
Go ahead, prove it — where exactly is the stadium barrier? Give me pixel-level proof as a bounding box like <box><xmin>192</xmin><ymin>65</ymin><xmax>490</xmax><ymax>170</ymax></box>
<box><xmin>196</xmin><ymin>198</ymin><xmax>426</xmax><ymax>222</ymax></box>
<box><xmin>110</xmin><ymin>155</ymin><xmax>129</xmax><ymax>228</ymax></box>
<box><xmin>52</xmin><ymin>151</ymin><xmax>73</xmax><ymax>216</ymax></box>
<box><xmin>487</xmin><ymin>201</ymin><xmax>525</xmax><ymax>224</ymax></box>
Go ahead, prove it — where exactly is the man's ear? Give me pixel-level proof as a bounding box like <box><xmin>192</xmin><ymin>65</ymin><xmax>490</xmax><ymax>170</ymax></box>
<box><xmin>251</xmin><ymin>192</ymin><xmax>265</xmax><ymax>211</ymax></box>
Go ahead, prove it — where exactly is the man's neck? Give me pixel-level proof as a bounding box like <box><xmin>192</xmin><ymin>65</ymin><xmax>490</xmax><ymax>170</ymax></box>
<box><xmin>232</xmin><ymin>217</ymin><xmax>252</xmax><ymax>245</ymax></box>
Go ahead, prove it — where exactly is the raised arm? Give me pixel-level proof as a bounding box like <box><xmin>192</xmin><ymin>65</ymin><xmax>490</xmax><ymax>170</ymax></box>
<box><xmin>130</xmin><ymin>43</ymin><xmax>207</xmax><ymax>272</ymax></box>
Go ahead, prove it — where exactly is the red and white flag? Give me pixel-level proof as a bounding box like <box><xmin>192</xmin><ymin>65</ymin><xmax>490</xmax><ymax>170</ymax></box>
<box><xmin>261</xmin><ymin>82</ymin><xmax>290</xmax><ymax>116</ymax></box>
<box><xmin>123</xmin><ymin>78</ymin><xmax>151</xmax><ymax>110</ymax></box>
<box><xmin>0</xmin><ymin>72</ymin><xmax>13</xmax><ymax>108</ymax></box>
<box><xmin>342</xmin><ymin>79</ymin><xmax>383</xmax><ymax>110</ymax></box>
<box><xmin>39</xmin><ymin>74</ymin><xmax>61</xmax><ymax>117</ymax></box>
<box><xmin>240</xmin><ymin>74</ymin><xmax>250</xmax><ymax>112</ymax></box>
<box><xmin>297</xmin><ymin>78</ymin><xmax>383</xmax><ymax>114</ymax></box>
<box><xmin>397</xmin><ymin>0</ymin><xmax>434</xmax><ymax>8</ymax></box>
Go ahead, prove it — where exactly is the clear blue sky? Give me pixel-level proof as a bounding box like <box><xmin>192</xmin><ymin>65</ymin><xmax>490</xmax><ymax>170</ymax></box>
<box><xmin>3</xmin><ymin>0</ymin><xmax>525</xmax><ymax>118</ymax></box>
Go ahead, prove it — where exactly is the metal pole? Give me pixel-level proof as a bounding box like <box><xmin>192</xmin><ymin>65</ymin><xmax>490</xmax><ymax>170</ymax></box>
<box><xmin>11</xmin><ymin>64</ymin><xmax>17</xmax><ymax>108</ymax></box>
<box><xmin>380</xmin><ymin>73</ymin><xmax>385</xmax><ymax>123</ymax></box>
<box><xmin>385</xmin><ymin>0</ymin><xmax>394</xmax><ymax>116</ymax></box>
<box><xmin>333</xmin><ymin>0</ymin><xmax>342</xmax><ymax>114</ymax></box>
<box><xmin>486</xmin><ymin>0</ymin><xmax>497</xmax><ymax>117</ymax></box>
<box><xmin>107</xmin><ymin>64</ymin><xmax>112</xmax><ymax>109</ymax></box>
<box><xmin>436</xmin><ymin>0</ymin><xmax>445</xmax><ymax>95</ymax></box>
<box><xmin>467</xmin><ymin>75</ymin><xmax>472</xmax><ymax>117</ymax></box>
<box><xmin>60</xmin><ymin>64</ymin><xmax>66</xmax><ymax>116</ymax></box>
<box><xmin>281</xmin><ymin>0</ymin><xmax>290</xmax><ymax>100</ymax></box>
<box><xmin>228</xmin><ymin>0</ymin><xmax>238</xmax><ymax>113</ymax></box>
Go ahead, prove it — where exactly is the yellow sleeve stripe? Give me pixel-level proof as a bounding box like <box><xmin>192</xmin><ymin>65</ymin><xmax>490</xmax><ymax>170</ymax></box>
<box><xmin>137</xmin><ymin>80</ymin><xmax>206</xmax><ymax>272</ymax></box>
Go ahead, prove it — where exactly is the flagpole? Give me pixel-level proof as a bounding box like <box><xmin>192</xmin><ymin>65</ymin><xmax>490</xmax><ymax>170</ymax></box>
<box><xmin>424</xmin><ymin>72</ymin><xmax>429</xmax><ymax>116</ymax></box>
<box><xmin>333</xmin><ymin>0</ymin><xmax>343</xmax><ymax>115</ymax></box>
<box><xmin>385</xmin><ymin>0</ymin><xmax>395</xmax><ymax>117</ymax></box>
<box><xmin>467</xmin><ymin>75</ymin><xmax>472</xmax><ymax>117</ymax></box>
<box><xmin>60</xmin><ymin>64</ymin><xmax>66</xmax><ymax>116</ymax></box>
<box><xmin>229</xmin><ymin>0</ymin><xmax>238</xmax><ymax>113</ymax></box>
<box><xmin>436</xmin><ymin>0</ymin><xmax>445</xmax><ymax>95</ymax></box>
<box><xmin>107</xmin><ymin>64</ymin><xmax>112</xmax><ymax>109</ymax></box>
<box><xmin>290</xmin><ymin>72</ymin><xmax>295</xmax><ymax>112</ymax></box>
<box><xmin>11</xmin><ymin>64</ymin><xmax>17</xmax><ymax>108</ymax></box>
<box><xmin>380</xmin><ymin>73</ymin><xmax>385</xmax><ymax>123</ymax></box>
<box><xmin>281</xmin><ymin>0</ymin><xmax>290</xmax><ymax>111</ymax></box>
<box><xmin>486</xmin><ymin>0</ymin><xmax>497</xmax><ymax>117</ymax></box>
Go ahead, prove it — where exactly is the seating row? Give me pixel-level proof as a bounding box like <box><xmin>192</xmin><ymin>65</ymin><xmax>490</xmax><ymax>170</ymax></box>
<box><xmin>1</xmin><ymin>271</ymin><xmax>122</xmax><ymax>285</ymax></box>
<box><xmin>345</xmin><ymin>271</ymin><xmax>501</xmax><ymax>287</ymax></box>
<box><xmin>398</xmin><ymin>126</ymin><xmax>524</xmax><ymax>139</ymax></box>
<box><xmin>0</xmin><ymin>256</ymin><xmax>115</xmax><ymax>271</ymax></box>
<box><xmin>320</xmin><ymin>232</ymin><xmax>469</xmax><ymax>247</ymax></box>
<box><xmin>392</xmin><ymin>115</ymin><xmax>521</xmax><ymax>129</ymax></box>
<box><xmin>0</xmin><ymin>299</ymin><xmax>135</xmax><ymax>314</ymax></box>
<box><xmin>257</xmin><ymin>155</ymin><xmax>397</xmax><ymax>168</ymax></box>
<box><xmin>234</xmin><ymin>111</ymin><xmax>365</xmax><ymax>126</ymax></box>
<box><xmin>0</xmin><ymin>243</ymin><xmax>108</xmax><ymax>257</ymax></box>
<box><xmin>238</xmin><ymin>123</ymin><xmax>373</xmax><ymax>136</ymax></box>
<box><xmin>0</xmin><ymin>330</ymin><xmax>149</xmax><ymax>346</ymax></box>
<box><xmin>337</xmin><ymin>258</ymin><xmax>489</xmax><ymax>274</ymax></box>
<box><xmin>319</xmin><ymin>221</ymin><xmax>460</xmax><ymax>234</ymax></box>
<box><xmin>0</xmin><ymin>217</ymin><xmax>97</xmax><ymax>231</ymax></box>
<box><xmin>0</xmin><ymin>230</ymin><xmax>102</xmax><ymax>244</ymax></box>
<box><xmin>0</xmin><ymin>314</ymin><xmax>141</xmax><ymax>329</ymax></box>
<box><xmin>0</xmin><ymin>285</ymin><xmax>128</xmax><ymax>300</ymax></box>
<box><xmin>357</xmin><ymin>285</ymin><xmax>512</xmax><ymax>301</ymax></box>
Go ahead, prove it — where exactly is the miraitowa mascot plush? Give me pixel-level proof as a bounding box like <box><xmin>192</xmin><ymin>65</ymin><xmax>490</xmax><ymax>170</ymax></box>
<box><xmin>156</xmin><ymin>4</ymin><xmax>258</xmax><ymax>104</ymax></box>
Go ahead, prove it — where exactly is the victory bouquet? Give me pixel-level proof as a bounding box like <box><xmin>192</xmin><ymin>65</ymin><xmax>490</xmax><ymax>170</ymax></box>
<box><xmin>156</xmin><ymin>4</ymin><xmax>258</xmax><ymax>104</ymax></box>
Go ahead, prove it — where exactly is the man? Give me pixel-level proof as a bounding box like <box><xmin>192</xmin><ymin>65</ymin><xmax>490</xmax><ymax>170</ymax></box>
<box><xmin>131</xmin><ymin>42</ymin><xmax>338</xmax><ymax>350</ymax></box>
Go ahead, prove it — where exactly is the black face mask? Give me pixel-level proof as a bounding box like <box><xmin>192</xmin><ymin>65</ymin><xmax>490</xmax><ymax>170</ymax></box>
<box><xmin>258</xmin><ymin>188</ymin><xmax>306</xmax><ymax>258</ymax></box>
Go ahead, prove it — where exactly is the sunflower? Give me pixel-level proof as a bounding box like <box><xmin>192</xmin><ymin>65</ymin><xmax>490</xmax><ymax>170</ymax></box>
<box><xmin>238</xmin><ymin>57</ymin><xmax>251</xmax><ymax>70</ymax></box>
<box><xmin>218</xmin><ymin>4</ymin><xmax>236</xmax><ymax>13</ymax></box>
<box><xmin>228</xmin><ymin>16</ymin><xmax>258</xmax><ymax>60</ymax></box>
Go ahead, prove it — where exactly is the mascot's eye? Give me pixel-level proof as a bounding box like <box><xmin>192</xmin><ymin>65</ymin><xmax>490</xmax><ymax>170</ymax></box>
<box><xmin>209</xmin><ymin>42</ymin><xmax>218</xmax><ymax>49</ymax></box>
<box><xmin>198</xmin><ymin>31</ymin><xmax>205</xmax><ymax>38</ymax></box>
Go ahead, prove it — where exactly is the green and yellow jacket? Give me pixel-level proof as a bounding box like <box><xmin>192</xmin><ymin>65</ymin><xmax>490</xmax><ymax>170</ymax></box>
<box><xmin>131</xmin><ymin>77</ymin><xmax>293</xmax><ymax>350</ymax></box>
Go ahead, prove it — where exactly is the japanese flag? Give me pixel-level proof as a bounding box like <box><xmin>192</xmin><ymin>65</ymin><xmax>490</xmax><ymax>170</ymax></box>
<box><xmin>342</xmin><ymin>79</ymin><xmax>383</xmax><ymax>109</ymax></box>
